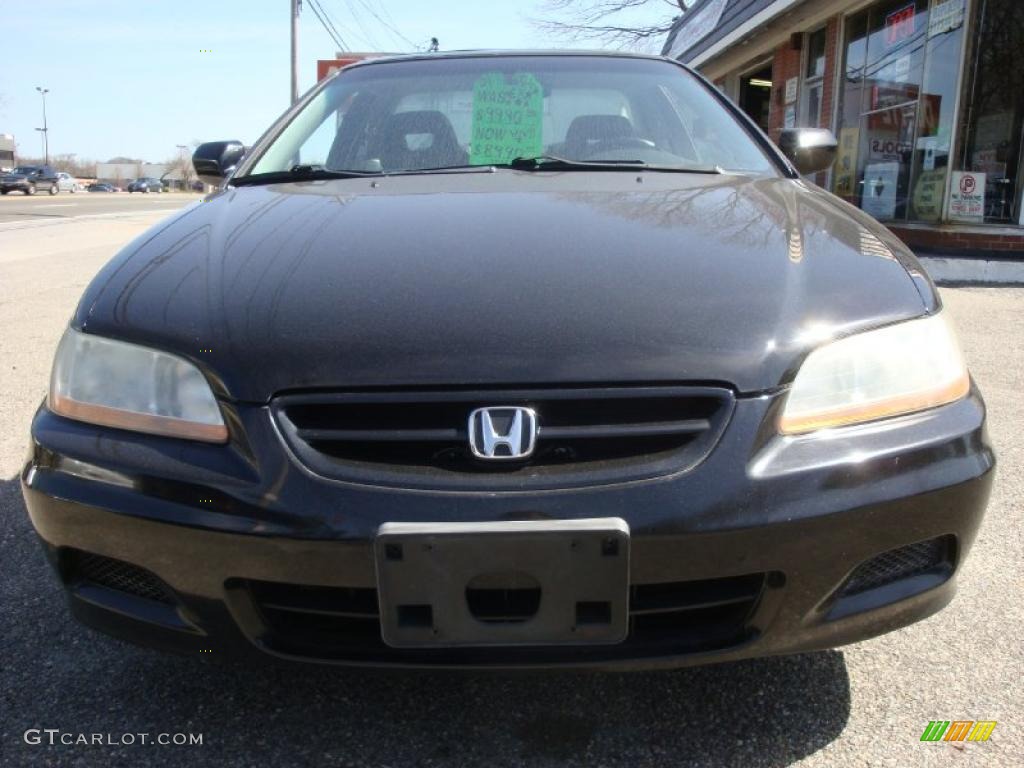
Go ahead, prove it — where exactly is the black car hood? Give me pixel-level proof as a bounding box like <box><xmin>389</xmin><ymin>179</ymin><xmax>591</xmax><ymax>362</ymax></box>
<box><xmin>75</xmin><ymin>172</ymin><xmax>932</xmax><ymax>402</ymax></box>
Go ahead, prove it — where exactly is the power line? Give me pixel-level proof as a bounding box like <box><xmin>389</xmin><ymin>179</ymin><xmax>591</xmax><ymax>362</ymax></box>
<box><xmin>339</xmin><ymin>0</ymin><xmax>384</xmax><ymax>50</ymax></box>
<box><xmin>316</xmin><ymin>0</ymin><xmax>356</xmax><ymax>50</ymax></box>
<box><xmin>311</xmin><ymin>0</ymin><xmax>349</xmax><ymax>49</ymax></box>
<box><xmin>307</xmin><ymin>0</ymin><xmax>349</xmax><ymax>50</ymax></box>
<box><xmin>353</xmin><ymin>0</ymin><xmax>417</xmax><ymax>49</ymax></box>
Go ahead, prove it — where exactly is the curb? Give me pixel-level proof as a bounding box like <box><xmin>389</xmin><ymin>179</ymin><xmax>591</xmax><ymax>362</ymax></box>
<box><xmin>918</xmin><ymin>256</ymin><xmax>1024</xmax><ymax>286</ymax></box>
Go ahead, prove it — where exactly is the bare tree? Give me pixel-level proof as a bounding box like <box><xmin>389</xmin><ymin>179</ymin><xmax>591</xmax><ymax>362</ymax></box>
<box><xmin>160</xmin><ymin>153</ymin><xmax>194</xmax><ymax>191</ymax></box>
<box><xmin>14</xmin><ymin>153</ymin><xmax>94</xmax><ymax>177</ymax></box>
<box><xmin>534</xmin><ymin>0</ymin><xmax>690</xmax><ymax>51</ymax></box>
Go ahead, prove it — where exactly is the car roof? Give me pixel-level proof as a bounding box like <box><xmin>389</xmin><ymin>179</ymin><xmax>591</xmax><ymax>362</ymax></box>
<box><xmin>342</xmin><ymin>49</ymin><xmax>678</xmax><ymax>71</ymax></box>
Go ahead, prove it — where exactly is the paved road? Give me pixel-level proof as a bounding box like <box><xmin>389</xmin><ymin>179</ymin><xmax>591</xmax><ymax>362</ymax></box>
<box><xmin>0</xmin><ymin>191</ymin><xmax>198</xmax><ymax>224</ymax></box>
<box><xmin>0</xmin><ymin>211</ymin><xmax>1020</xmax><ymax>767</ymax></box>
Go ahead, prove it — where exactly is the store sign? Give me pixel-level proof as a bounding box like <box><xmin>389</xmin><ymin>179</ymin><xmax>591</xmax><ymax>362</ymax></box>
<box><xmin>833</xmin><ymin>127</ymin><xmax>860</xmax><ymax>198</ymax></box>
<box><xmin>784</xmin><ymin>77</ymin><xmax>798</xmax><ymax>104</ymax></box>
<box><xmin>871</xmin><ymin>85</ymin><xmax>920</xmax><ymax>114</ymax></box>
<box><xmin>885</xmin><ymin>4</ymin><xmax>916</xmax><ymax>47</ymax></box>
<box><xmin>870</xmin><ymin>137</ymin><xmax>912</xmax><ymax>160</ymax></box>
<box><xmin>784</xmin><ymin>104</ymin><xmax>796</xmax><ymax>129</ymax></box>
<box><xmin>949</xmin><ymin>171</ymin><xmax>986</xmax><ymax>222</ymax></box>
<box><xmin>928</xmin><ymin>0</ymin><xmax>965</xmax><ymax>38</ymax></box>
<box><xmin>920</xmin><ymin>137</ymin><xmax>937</xmax><ymax>171</ymax></box>
<box><xmin>667</xmin><ymin>0</ymin><xmax>728</xmax><ymax>59</ymax></box>
<box><xmin>862</xmin><ymin>162</ymin><xmax>900</xmax><ymax>220</ymax></box>
<box><xmin>912</xmin><ymin>168</ymin><xmax>946</xmax><ymax>221</ymax></box>
<box><xmin>316</xmin><ymin>56</ymin><xmax>371</xmax><ymax>81</ymax></box>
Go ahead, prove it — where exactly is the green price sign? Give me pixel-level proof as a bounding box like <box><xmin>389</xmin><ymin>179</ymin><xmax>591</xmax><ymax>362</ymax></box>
<box><xmin>469</xmin><ymin>72</ymin><xmax>544</xmax><ymax>166</ymax></box>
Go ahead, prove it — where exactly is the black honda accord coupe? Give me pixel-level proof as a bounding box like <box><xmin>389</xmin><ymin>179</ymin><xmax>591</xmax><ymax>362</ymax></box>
<box><xmin>23</xmin><ymin>52</ymin><xmax>994</xmax><ymax>669</ymax></box>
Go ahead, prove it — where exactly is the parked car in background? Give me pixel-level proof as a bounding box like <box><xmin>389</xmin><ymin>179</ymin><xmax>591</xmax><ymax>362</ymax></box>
<box><xmin>126</xmin><ymin>177</ymin><xmax>163</xmax><ymax>193</ymax></box>
<box><xmin>0</xmin><ymin>165</ymin><xmax>60</xmax><ymax>195</ymax></box>
<box><xmin>87</xmin><ymin>183</ymin><xmax>117</xmax><ymax>193</ymax></box>
<box><xmin>56</xmin><ymin>172</ymin><xmax>79</xmax><ymax>193</ymax></box>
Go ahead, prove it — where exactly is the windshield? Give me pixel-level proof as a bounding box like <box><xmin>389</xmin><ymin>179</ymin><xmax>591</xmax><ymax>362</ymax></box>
<box><xmin>245</xmin><ymin>55</ymin><xmax>775</xmax><ymax>178</ymax></box>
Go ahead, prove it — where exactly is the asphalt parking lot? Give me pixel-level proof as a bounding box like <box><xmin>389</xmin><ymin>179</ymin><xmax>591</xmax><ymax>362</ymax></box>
<box><xmin>0</xmin><ymin>205</ymin><xmax>1021</xmax><ymax>767</ymax></box>
<box><xmin>0</xmin><ymin>189</ymin><xmax>198</xmax><ymax>224</ymax></box>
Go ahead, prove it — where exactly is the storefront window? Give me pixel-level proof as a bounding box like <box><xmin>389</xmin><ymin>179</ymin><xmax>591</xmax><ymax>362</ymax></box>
<box><xmin>833</xmin><ymin>14</ymin><xmax>868</xmax><ymax>202</ymax></box>
<box><xmin>956</xmin><ymin>0</ymin><xmax>1024</xmax><ymax>224</ymax></box>
<box><xmin>801</xmin><ymin>27</ymin><xmax>827</xmax><ymax>128</ymax></box>
<box><xmin>833</xmin><ymin>0</ymin><xmax>931</xmax><ymax>222</ymax></box>
<box><xmin>909</xmin><ymin>0</ymin><xmax>967</xmax><ymax>221</ymax></box>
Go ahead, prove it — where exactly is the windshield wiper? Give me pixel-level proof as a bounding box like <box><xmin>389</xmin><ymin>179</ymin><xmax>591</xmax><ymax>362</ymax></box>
<box><xmin>503</xmin><ymin>155</ymin><xmax>723</xmax><ymax>174</ymax></box>
<box><xmin>355</xmin><ymin>165</ymin><xmax>498</xmax><ymax>177</ymax></box>
<box><xmin>232</xmin><ymin>165</ymin><xmax>379</xmax><ymax>186</ymax></box>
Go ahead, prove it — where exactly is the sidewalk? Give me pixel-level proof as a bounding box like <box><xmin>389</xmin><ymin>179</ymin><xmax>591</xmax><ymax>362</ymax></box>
<box><xmin>916</xmin><ymin>252</ymin><xmax>1024</xmax><ymax>286</ymax></box>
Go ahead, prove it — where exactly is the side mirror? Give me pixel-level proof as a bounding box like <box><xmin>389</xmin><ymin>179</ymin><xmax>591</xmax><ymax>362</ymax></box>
<box><xmin>778</xmin><ymin>128</ymin><xmax>837</xmax><ymax>176</ymax></box>
<box><xmin>192</xmin><ymin>141</ymin><xmax>246</xmax><ymax>185</ymax></box>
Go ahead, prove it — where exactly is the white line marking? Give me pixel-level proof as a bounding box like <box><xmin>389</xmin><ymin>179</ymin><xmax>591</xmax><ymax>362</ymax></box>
<box><xmin>0</xmin><ymin>208</ymin><xmax>185</xmax><ymax>231</ymax></box>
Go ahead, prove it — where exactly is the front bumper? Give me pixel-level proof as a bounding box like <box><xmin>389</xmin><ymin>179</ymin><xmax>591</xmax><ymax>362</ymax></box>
<box><xmin>22</xmin><ymin>388</ymin><xmax>994</xmax><ymax>669</ymax></box>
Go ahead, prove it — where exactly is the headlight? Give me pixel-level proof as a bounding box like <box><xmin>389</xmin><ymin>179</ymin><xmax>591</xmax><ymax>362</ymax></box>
<box><xmin>48</xmin><ymin>328</ymin><xmax>228</xmax><ymax>442</ymax></box>
<box><xmin>779</xmin><ymin>313</ymin><xmax>969</xmax><ymax>435</ymax></box>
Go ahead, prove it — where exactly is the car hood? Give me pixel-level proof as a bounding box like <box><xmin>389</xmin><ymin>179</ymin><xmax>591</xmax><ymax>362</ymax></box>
<box><xmin>75</xmin><ymin>172</ymin><xmax>932</xmax><ymax>402</ymax></box>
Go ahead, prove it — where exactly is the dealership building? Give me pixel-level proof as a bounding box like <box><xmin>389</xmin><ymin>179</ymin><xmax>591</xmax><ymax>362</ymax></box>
<box><xmin>663</xmin><ymin>0</ymin><xmax>1024</xmax><ymax>256</ymax></box>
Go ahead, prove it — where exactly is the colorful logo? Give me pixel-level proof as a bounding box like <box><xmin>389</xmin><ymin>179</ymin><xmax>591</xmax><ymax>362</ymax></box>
<box><xmin>921</xmin><ymin>721</ymin><xmax>997</xmax><ymax>742</ymax></box>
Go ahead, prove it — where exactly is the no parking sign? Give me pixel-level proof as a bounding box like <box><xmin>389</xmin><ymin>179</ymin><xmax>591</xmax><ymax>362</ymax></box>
<box><xmin>949</xmin><ymin>171</ymin><xmax>985</xmax><ymax>222</ymax></box>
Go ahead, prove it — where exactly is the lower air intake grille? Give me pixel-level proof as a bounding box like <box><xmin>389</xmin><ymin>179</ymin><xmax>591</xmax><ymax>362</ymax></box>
<box><xmin>241</xmin><ymin>572</ymin><xmax>766</xmax><ymax>664</ymax></box>
<box><xmin>272</xmin><ymin>386</ymin><xmax>734</xmax><ymax>490</ymax></box>
<box><xmin>839</xmin><ymin>536</ymin><xmax>954</xmax><ymax>596</ymax></box>
<box><xmin>70</xmin><ymin>551</ymin><xmax>176</xmax><ymax>605</ymax></box>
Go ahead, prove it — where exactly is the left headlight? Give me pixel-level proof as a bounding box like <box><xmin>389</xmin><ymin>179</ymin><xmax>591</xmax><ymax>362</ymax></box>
<box><xmin>48</xmin><ymin>327</ymin><xmax>228</xmax><ymax>442</ymax></box>
<box><xmin>779</xmin><ymin>312</ymin><xmax>970</xmax><ymax>435</ymax></box>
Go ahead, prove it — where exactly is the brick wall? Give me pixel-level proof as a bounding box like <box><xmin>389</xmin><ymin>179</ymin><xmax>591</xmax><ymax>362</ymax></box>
<box><xmin>888</xmin><ymin>225</ymin><xmax>1024</xmax><ymax>255</ymax></box>
<box><xmin>767</xmin><ymin>43</ymin><xmax>801</xmax><ymax>143</ymax></box>
<box><xmin>766</xmin><ymin>18</ymin><xmax>843</xmax><ymax>142</ymax></box>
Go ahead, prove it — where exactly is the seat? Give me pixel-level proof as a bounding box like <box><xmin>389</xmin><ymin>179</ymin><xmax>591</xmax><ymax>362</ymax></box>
<box><xmin>564</xmin><ymin>115</ymin><xmax>637</xmax><ymax>159</ymax></box>
<box><xmin>375</xmin><ymin>110</ymin><xmax>467</xmax><ymax>171</ymax></box>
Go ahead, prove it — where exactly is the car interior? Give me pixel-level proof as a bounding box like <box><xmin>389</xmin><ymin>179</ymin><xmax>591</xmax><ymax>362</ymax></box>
<box><xmin>316</xmin><ymin>80</ymin><xmax>706</xmax><ymax>172</ymax></box>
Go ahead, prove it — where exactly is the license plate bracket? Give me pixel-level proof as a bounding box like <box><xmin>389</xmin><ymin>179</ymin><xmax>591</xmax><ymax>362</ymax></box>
<box><xmin>375</xmin><ymin>518</ymin><xmax>630</xmax><ymax>648</ymax></box>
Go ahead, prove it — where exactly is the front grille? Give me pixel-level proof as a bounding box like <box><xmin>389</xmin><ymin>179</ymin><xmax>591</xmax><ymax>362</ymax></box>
<box><xmin>69</xmin><ymin>551</ymin><xmax>176</xmax><ymax>605</ymax></box>
<box><xmin>839</xmin><ymin>536</ymin><xmax>954</xmax><ymax>597</ymax></box>
<box><xmin>629</xmin><ymin>573</ymin><xmax>765</xmax><ymax>649</ymax></box>
<box><xmin>272</xmin><ymin>386</ymin><xmax>733</xmax><ymax>490</ymax></box>
<box><xmin>246</xmin><ymin>581</ymin><xmax>382</xmax><ymax>654</ymax></box>
<box><xmin>241</xmin><ymin>572</ymin><xmax>765</xmax><ymax>664</ymax></box>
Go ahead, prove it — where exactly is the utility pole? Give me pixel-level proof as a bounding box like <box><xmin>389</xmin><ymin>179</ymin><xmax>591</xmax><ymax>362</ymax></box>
<box><xmin>35</xmin><ymin>86</ymin><xmax>49</xmax><ymax>164</ymax></box>
<box><xmin>290</xmin><ymin>0</ymin><xmax>301</xmax><ymax>104</ymax></box>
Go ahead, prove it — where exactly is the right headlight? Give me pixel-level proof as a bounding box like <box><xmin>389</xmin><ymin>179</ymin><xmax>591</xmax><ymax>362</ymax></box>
<box><xmin>779</xmin><ymin>312</ymin><xmax>970</xmax><ymax>435</ymax></box>
<box><xmin>49</xmin><ymin>327</ymin><xmax>228</xmax><ymax>442</ymax></box>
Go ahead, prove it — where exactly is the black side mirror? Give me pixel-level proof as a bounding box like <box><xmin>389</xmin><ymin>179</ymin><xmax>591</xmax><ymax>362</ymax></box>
<box><xmin>192</xmin><ymin>141</ymin><xmax>246</xmax><ymax>185</ymax></box>
<box><xmin>778</xmin><ymin>128</ymin><xmax>838</xmax><ymax>176</ymax></box>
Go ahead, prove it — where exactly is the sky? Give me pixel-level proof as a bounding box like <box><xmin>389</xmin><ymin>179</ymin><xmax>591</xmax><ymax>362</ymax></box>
<box><xmin>0</xmin><ymin>0</ymin><xmax>672</xmax><ymax>164</ymax></box>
